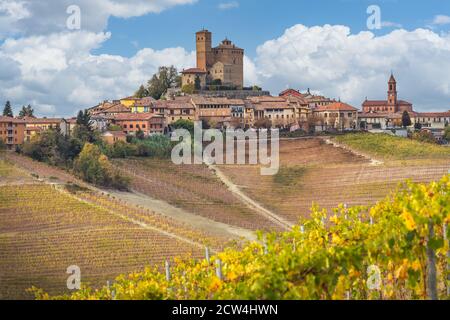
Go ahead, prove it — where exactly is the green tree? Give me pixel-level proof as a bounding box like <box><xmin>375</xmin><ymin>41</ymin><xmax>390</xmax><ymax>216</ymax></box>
<box><xmin>18</xmin><ymin>104</ymin><xmax>34</xmax><ymax>118</ymax></box>
<box><xmin>171</xmin><ymin>119</ymin><xmax>194</xmax><ymax>133</ymax></box>
<box><xmin>3</xmin><ymin>101</ymin><xmax>13</xmax><ymax>117</ymax></box>
<box><xmin>135</xmin><ymin>128</ymin><xmax>145</xmax><ymax>140</ymax></box>
<box><xmin>181</xmin><ymin>84</ymin><xmax>195</xmax><ymax>95</ymax></box>
<box><xmin>402</xmin><ymin>111</ymin><xmax>412</xmax><ymax>128</ymax></box>
<box><xmin>134</xmin><ymin>84</ymin><xmax>148</xmax><ymax>98</ymax></box>
<box><xmin>443</xmin><ymin>126</ymin><xmax>450</xmax><ymax>141</ymax></box>
<box><xmin>21</xmin><ymin>128</ymin><xmax>82</xmax><ymax>166</ymax></box>
<box><xmin>194</xmin><ymin>75</ymin><xmax>202</xmax><ymax>90</ymax></box>
<box><xmin>73</xmin><ymin>143</ymin><xmax>129</xmax><ymax>190</ymax></box>
<box><xmin>73</xmin><ymin>110</ymin><xmax>98</xmax><ymax>143</ymax></box>
<box><xmin>147</xmin><ymin>66</ymin><xmax>179</xmax><ymax>100</ymax></box>
<box><xmin>0</xmin><ymin>139</ymin><xmax>5</xmax><ymax>151</ymax></box>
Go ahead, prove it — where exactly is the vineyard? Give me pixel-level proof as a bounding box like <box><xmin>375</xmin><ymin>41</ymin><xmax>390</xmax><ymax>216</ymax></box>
<box><xmin>216</xmin><ymin>138</ymin><xmax>450</xmax><ymax>223</ymax></box>
<box><xmin>34</xmin><ymin>175</ymin><xmax>450</xmax><ymax>300</ymax></box>
<box><xmin>113</xmin><ymin>158</ymin><xmax>281</xmax><ymax>231</ymax></box>
<box><xmin>0</xmin><ymin>163</ymin><xmax>227</xmax><ymax>299</ymax></box>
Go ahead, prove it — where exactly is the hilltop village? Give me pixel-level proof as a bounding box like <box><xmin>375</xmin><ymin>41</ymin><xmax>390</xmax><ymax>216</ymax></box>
<box><xmin>1</xmin><ymin>30</ymin><xmax>450</xmax><ymax>150</ymax></box>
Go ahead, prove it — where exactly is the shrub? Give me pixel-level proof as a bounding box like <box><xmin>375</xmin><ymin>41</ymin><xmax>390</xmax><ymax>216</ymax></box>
<box><xmin>444</xmin><ymin>126</ymin><xmax>450</xmax><ymax>141</ymax></box>
<box><xmin>411</xmin><ymin>131</ymin><xmax>436</xmax><ymax>144</ymax></box>
<box><xmin>73</xmin><ymin>143</ymin><xmax>130</xmax><ymax>190</ymax></box>
<box><xmin>135</xmin><ymin>135</ymin><xmax>172</xmax><ymax>158</ymax></box>
<box><xmin>104</xmin><ymin>141</ymin><xmax>138</xmax><ymax>159</ymax></box>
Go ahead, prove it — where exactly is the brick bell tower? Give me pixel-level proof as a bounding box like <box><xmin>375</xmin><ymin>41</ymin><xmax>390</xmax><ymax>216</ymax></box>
<box><xmin>387</xmin><ymin>73</ymin><xmax>398</xmax><ymax>112</ymax></box>
<box><xmin>196</xmin><ymin>29</ymin><xmax>212</xmax><ymax>72</ymax></box>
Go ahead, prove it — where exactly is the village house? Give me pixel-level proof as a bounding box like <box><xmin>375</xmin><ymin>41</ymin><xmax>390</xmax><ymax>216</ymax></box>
<box><xmin>20</xmin><ymin>117</ymin><xmax>67</xmax><ymax>141</ymax></box>
<box><xmin>101</xmin><ymin>131</ymin><xmax>127</xmax><ymax>145</ymax></box>
<box><xmin>0</xmin><ymin>116</ymin><xmax>26</xmax><ymax>150</ymax></box>
<box><xmin>191</xmin><ymin>96</ymin><xmax>240</xmax><ymax>125</ymax></box>
<box><xmin>249</xmin><ymin>96</ymin><xmax>297</xmax><ymax>128</ymax></box>
<box><xmin>313</xmin><ymin>102</ymin><xmax>358</xmax><ymax>131</ymax></box>
<box><xmin>180</xmin><ymin>68</ymin><xmax>207</xmax><ymax>89</ymax></box>
<box><xmin>411</xmin><ymin>112</ymin><xmax>450</xmax><ymax>129</ymax></box>
<box><xmin>111</xmin><ymin>113</ymin><xmax>166</xmax><ymax>136</ymax></box>
<box><xmin>164</xmin><ymin>99</ymin><xmax>196</xmax><ymax>125</ymax></box>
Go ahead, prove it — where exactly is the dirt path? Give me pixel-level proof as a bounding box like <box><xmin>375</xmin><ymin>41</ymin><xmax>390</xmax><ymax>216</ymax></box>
<box><xmin>208</xmin><ymin>164</ymin><xmax>293</xmax><ymax>230</ymax></box>
<box><xmin>104</xmin><ymin>189</ymin><xmax>257</xmax><ymax>241</ymax></box>
<box><xmin>322</xmin><ymin>137</ymin><xmax>384</xmax><ymax>166</ymax></box>
<box><xmin>54</xmin><ymin>185</ymin><xmax>216</xmax><ymax>250</ymax></box>
<box><xmin>3</xmin><ymin>152</ymin><xmax>256</xmax><ymax>241</ymax></box>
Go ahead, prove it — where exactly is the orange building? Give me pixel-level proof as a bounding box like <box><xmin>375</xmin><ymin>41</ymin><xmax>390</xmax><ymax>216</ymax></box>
<box><xmin>0</xmin><ymin>117</ymin><xmax>26</xmax><ymax>150</ymax></box>
<box><xmin>111</xmin><ymin>113</ymin><xmax>166</xmax><ymax>136</ymax></box>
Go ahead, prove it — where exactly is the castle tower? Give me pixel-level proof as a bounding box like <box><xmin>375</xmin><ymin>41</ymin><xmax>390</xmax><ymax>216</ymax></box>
<box><xmin>387</xmin><ymin>73</ymin><xmax>398</xmax><ymax>112</ymax></box>
<box><xmin>196</xmin><ymin>29</ymin><xmax>212</xmax><ymax>71</ymax></box>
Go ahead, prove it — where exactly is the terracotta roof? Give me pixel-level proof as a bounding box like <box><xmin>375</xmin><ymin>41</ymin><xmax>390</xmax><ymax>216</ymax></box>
<box><xmin>315</xmin><ymin>102</ymin><xmax>358</xmax><ymax>112</ymax></box>
<box><xmin>0</xmin><ymin>116</ymin><xmax>26</xmax><ymax>123</ymax></box>
<box><xmin>285</xmin><ymin>95</ymin><xmax>309</xmax><ymax>105</ymax></box>
<box><xmin>22</xmin><ymin>117</ymin><xmax>63</xmax><ymax>124</ymax></box>
<box><xmin>414</xmin><ymin>112</ymin><xmax>450</xmax><ymax>117</ymax></box>
<box><xmin>191</xmin><ymin>96</ymin><xmax>244</xmax><ymax>105</ymax></box>
<box><xmin>167</xmin><ymin>103</ymin><xmax>195</xmax><ymax>110</ymax></box>
<box><xmin>279</xmin><ymin>89</ymin><xmax>304</xmax><ymax>98</ymax></box>
<box><xmin>363</xmin><ymin>99</ymin><xmax>412</xmax><ymax>106</ymax></box>
<box><xmin>248</xmin><ymin>96</ymin><xmax>287</xmax><ymax>103</ymax></box>
<box><xmin>358</xmin><ymin>112</ymin><xmax>402</xmax><ymax>119</ymax></box>
<box><xmin>134</xmin><ymin>97</ymin><xmax>156</xmax><ymax>107</ymax></box>
<box><xmin>362</xmin><ymin>100</ymin><xmax>388</xmax><ymax>106</ymax></box>
<box><xmin>112</xmin><ymin>113</ymin><xmax>154</xmax><ymax>121</ymax></box>
<box><xmin>103</xmin><ymin>131</ymin><xmax>127</xmax><ymax>137</ymax></box>
<box><xmin>92</xmin><ymin>103</ymin><xmax>130</xmax><ymax>115</ymax></box>
<box><xmin>181</xmin><ymin>68</ymin><xmax>207</xmax><ymax>74</ymax></box>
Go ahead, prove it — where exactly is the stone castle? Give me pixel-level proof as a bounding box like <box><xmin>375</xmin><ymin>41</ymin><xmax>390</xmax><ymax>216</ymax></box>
<box><xmin>181</xmin><ymin>29</ymin><xmax>244</xmax><ymax>89</ymax></box>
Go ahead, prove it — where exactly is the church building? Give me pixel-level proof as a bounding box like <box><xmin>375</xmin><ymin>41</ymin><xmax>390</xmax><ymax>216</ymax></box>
<box><xmin>362</xmin><ymin>74</ymin><xmax>413</xmax><ymax>113</ymax></box>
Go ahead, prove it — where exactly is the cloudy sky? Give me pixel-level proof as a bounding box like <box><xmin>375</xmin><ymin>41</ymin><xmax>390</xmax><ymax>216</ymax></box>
<box><xmin>0</xmin><ymin>0</ymin><xmax>449</xmax><ymax>116</ymax></box>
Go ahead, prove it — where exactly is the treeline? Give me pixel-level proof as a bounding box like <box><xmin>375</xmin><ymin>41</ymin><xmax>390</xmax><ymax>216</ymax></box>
<box><xmin>19</xmin><ymin>110</ymin><xmax>174</xmax><ymax>190</ymax></box>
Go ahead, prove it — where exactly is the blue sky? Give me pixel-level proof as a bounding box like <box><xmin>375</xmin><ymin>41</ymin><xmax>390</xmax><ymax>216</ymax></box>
<box><xmin>0</xmin><ymin>0</ymin><xmax>450</xmax><ymax>116</ymax></box>
<box><xmin>97</xmin><ymin>0</ymin><xmax>450</xmax><ymax>58</ymax></box>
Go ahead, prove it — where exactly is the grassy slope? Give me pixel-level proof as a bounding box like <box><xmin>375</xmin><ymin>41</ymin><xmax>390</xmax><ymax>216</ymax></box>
<box><xmin>334</xmin><ymin>133</ymin><xmax>450</xmax><ymax>160</ymax></box>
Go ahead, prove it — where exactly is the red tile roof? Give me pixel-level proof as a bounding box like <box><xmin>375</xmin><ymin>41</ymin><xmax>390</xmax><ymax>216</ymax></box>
<box><xmin>181</xmin><ymin>68</ymin><xmax>207</xmax><ymax>74</ymax></box>
<box><xmin>0</xmin><ymin>116</ymin><xmax>26</xmax><ymax>123</ymax></box>
<box><xmin>315</xmin><ymin>102</ymin><xmax>358</xmax><ymax>112</ymax></box>
<box><xmin>112</xmin><ymin>113</ymin><xmax>154</xmax><ymax>121</ymax></box>
<box><xmin>414</xmin><ymin>112</ymin><xmax>450</xmax><ymax>117</ymax></box>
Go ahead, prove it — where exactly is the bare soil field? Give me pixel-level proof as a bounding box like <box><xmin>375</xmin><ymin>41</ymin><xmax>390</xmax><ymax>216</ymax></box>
<box><xmin>114</xmin><ymin>158</ymin><xmax>281</xmax><ymax>231</ymax></box>
<box><xmin>0</xmin><ymin>158</ymin><xmax>227</xmax><ymax>299</ymax></box>
<box><xmin>217</xmin><ymin>138</ymin><xmax>450</xmax><ymax>223</ymax></box>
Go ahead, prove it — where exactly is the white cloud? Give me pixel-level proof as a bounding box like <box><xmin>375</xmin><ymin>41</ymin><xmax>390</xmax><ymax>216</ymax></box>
<box><xmin>218</xmin><ymin>1</ymin><xmax>239</xmax><ymax>10</ymax></box>
<box><xmin>0</xmin><ymin>31</ymin><xmax>195</xmax><ymax>116</ymax></box>
<box><xmin>251</xmin><ymin>24</ymin><xmax>450</xmax><ymax>111</ymax></box>
<box><xmin>381</xmin><ymin>21</ymin><xmax>402</xmax><ymax>28</ymax></box>
<box><xmin>0</xmin><ymin>0</ymin><xmax>197</xmax><ymax>38</ymax></box>
<box><xmin>432</xmin><ymin>15</ymin><xmax>450</xmax><ymax>26</ymax></box>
